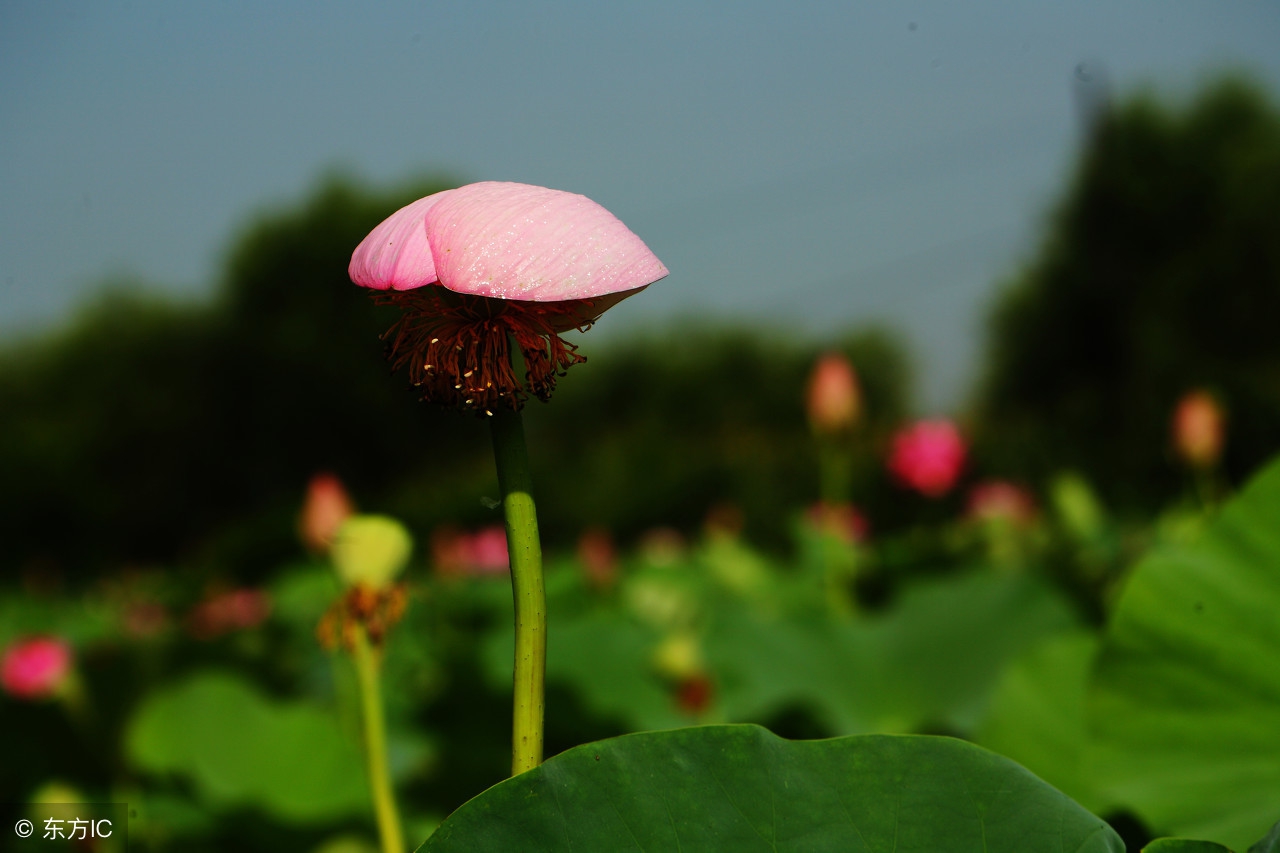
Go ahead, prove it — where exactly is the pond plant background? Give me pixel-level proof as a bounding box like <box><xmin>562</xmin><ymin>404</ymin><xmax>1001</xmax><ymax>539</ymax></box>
<box><xmin>2</xmin><ymin>79</ymin><xmax>1280</xmax><ymax>852</ymax></box>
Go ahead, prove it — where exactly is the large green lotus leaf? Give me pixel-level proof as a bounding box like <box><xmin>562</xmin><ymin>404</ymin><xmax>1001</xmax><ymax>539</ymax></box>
<box><xmin>419</xmin><ymin>724</ymin><xmax>1122</xmax><ymax>852</ymax></box>
<box><xmin>1089</xmin><ymin>457</ymin><xmax>1280</xmax><ymax>849</ymax></box>
<box><xmin>709</xmin><ymin>571</ymin><xmax>1078</xmax><ymax>734</ymax></box>
<box><xmin>1250</xmin><ymin>821</ymin><xmax>1280</xmax><ymax>853</ymax></box>
<box><xmin>973</xmin><ymin>630</ymin><xmax>1103</xmax><ymax>812</ymax></box>
<box><xmin>126</xmin><ymin>670</ymin><xmax>369</xmax><ymax>822</ymax></box>
<box><xmin>1142</xmin><ymin>842</ymin><xmax>1233</xmax><ymax>853</ymax></box>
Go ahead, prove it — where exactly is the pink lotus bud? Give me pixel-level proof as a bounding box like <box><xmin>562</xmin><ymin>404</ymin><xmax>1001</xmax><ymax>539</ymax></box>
<box><xmin>350</xmin><ymin>181</ymin><xmax>667</xmax><ymax>413</ymax></box>
<box><xmin>576</xmin><ymin>527</ymin><xmax>618</xmax><ymax>589</ymax></box>
<box><xmin>299</xmin><ymin>473</ymin><xmax>355</xmax><ymax>553</ymax></box>
<box><xmin>2</xmin><ymin>637</ymin><xmax>72</xmax><ymax>700</ymax></box>
<box><xmin>966</xmin><ymin>480</ymin><xmax>1037</xmax><ymax>525</ymax></box>
<box><xmin>887</xmin><ymin>419</ymin><xmax>967</xmax><ymax>497</ymax></box>
<box><xmin>1173</xmin><ymin>390</ymin><xmax>1225</xmax><ymax>469</ymax></box>
<box><xmin>806</xmin><ymin>353</ymin><xmax>861</xmax><ymax>434</ymax></box>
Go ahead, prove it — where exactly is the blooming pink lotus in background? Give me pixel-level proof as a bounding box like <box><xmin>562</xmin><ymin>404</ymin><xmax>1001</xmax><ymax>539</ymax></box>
<box><xmin>2</xmin><ymin>637</ymin><xmax>72</xmax><ymax>700</ymax></box>
<box><xmin>966</xmin><ymin>480</ymin><xmax>1037</xmax><ymax>526</ymax></box>
<box><xmin>1173</xmin><ymin>390</ymin><xmax>1226</xmax><ymax>469</ymax></box>
<box><xmin>350</xmin><ymin>181</ymin><xmax>668</xmax><ymax>413</ymax></box>
<box><xmin>432</xmin><ymin>525</ymin><xmax>511</xmax><ymax>577</ymax></box>
<box><xmin>806</xmin><ymin>353</ymin><xmax>861</xmax><ymax>435</ymax></box>
<box><xmin>299</xmin><ymin>473</ymin><xmax>355</xmax><ymax>553</ymax></box>
<box><xmin>887</xmin><ymin>419</ymin><xmax>967</xmax><ymax>497</ymax></box>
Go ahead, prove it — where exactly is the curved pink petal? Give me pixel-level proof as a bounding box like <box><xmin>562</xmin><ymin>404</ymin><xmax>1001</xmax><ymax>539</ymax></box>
<box><xmin>423</xmin><ymin>182</ymin><xmax>668</xmax><ymax>301</ymax></box>
<box><xmin>348</xmin><ymin>193</ymin><xmax>451</xmax><ymax>290</ymax></box>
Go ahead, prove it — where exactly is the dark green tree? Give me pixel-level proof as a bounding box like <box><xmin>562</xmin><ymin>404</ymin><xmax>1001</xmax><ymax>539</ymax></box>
<box><xmin>974</xmin><ymin>78</ymin><xmax>1280</xmax><ymax>510</ymax></box>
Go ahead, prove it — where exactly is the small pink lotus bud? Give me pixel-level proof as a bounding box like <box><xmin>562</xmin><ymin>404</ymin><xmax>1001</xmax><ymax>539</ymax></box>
<box><xmin>887</xmin><ymin>419</ymin><xmax>967</xmax><ymax>498</ymax></box>
<box><xmin>806</xmin><ymin>353</ymin><xmax>861</xmax><ymax>435</ymax></box>
<box><xmin>966</xmin><ymin>480</ymin><xmax>1036</xmax><ymax>525</ymax></box>
<box><xmin>576</xmin><ymin>528</ymin><xmax>618</xmax><ymax>589</ymax></box>
<box><xmin>2</xmin><ymin>637</ymin><xmax>72</xmax><ymax>700</ymax></box>
<box><xmin>1173</xmin><ymin>390</ymin><xmax>1225</xmax><ymax>469</ymax></box>
<box><xmin>300</xmin><ymin>473</ymin><xmax>355</xmax><ymax>553</ymax></box>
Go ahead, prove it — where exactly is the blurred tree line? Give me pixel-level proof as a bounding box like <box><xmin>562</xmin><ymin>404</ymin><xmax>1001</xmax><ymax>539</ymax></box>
<box><xmin>973</xmin><ymin>78</ymin><xmax>1280</xmax><ymax>510</ymax></box>
<box><xmin>3</xmin><ymin>77</ymin><xmax>1279</xmax><ymax>581</ymax></box>
<box><xmin>0</xmin><ymin>177</ymin><xmax>909</xmax><ymax>581</ymax></box>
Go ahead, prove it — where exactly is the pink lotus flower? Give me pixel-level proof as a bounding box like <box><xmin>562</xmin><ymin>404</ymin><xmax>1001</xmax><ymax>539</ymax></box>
<box><xmin>2</xmin><ymin>637</ymin><xmax>72</xmax><ymax>700</ymax></box>
<box><xmin>432</xmin><ymin>525</ymin><xmax>511</xmax><ymax>577</ymax></box>
<box><xmin>1172</xmin><ymin>390</ymin><xmax>1225</xmax><ymax>469</ymax></box>
<box><xmin>350</xmin><ymin>181</ymin><xmax>667</xmax><ymax>413</ymax></box>
<box><xmin>299</xmin><ymin>473</ymin><xmax>355</xmax><ymax>553</ymax></box>
<box><xmin>806</xmin><ymin>353</ymin><xmax>861</xmax><ymax>435</ymax></box>
<box><xmin>887</xmin><ymin>419</ymin><xmax>967</xmax><ymax>497</ymax></box>
<box><xmin>966</xmin><ymin>480</ymin><xmax>1037</xmax><ymax>525</ymax></box>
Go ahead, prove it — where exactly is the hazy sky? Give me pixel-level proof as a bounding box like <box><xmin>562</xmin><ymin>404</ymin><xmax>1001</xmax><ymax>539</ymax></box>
<box><xmin>3</xmin><ymin>2</ymin><xmax>1278</xmax><ymax>408</ymax></box>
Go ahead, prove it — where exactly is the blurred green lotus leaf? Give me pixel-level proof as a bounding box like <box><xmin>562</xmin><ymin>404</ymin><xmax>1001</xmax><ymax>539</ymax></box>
<box><xmin>1090</xmin><ymin>456</ymin><xmax>1280</xmax><ymax>849</ymax></box>
<box><xmin>331</xmin><ymin>514</ymin><xmax>413</xmax><ymax>589</ymax></box>
<box><xmin>708</xmin><ymin>570</ymin><xmax>1078</xmax><ymax>734</ymax></box>
<box><xmin>974</xmin><ymin>629</ymin><xmax>1102</xmax><ymax>812</ymax></box>
<box><xmin>418</xmin><ymin>724</ymin><xmax>1122</xmax><ymax>852</ymax></box>
<box><xmin>1142</xmin><ymin>841</ymin><xmax>1234</xmax><ymax>853</ymax></box>
<box><xmin>125</xmin><ymin>670</ymin><xmax>368</xmax><ymax>822</ymax></box>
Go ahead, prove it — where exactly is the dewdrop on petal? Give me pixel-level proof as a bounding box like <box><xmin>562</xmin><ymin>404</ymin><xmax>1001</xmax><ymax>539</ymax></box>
<box><xmin>349</xmin><ymin>181</ymin><xmax>667</xmax><ymax>413</ymax></box>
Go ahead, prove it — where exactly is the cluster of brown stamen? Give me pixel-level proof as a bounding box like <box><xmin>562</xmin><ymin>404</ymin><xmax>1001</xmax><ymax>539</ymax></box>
<box><xmin>316</xmin><ymin>583</ymin><xmax>408</xmax><ymax>650</ymax></box>
<box><xmin>373</xmin><ymin>287</ymin><xmax>598</xmax><ymax>414</ymax></box>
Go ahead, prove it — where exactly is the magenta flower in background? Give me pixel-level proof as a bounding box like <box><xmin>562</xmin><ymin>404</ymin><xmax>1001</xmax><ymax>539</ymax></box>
<box><xmin>432</xmin><ymin>525</ymin><xmax>511</xmax><ymax>577</ymax></box>
<box><xmin>887</xmin><ymin>419</ymin><xmax>967</xmax><ymax>497</ymax></box>
<box><xmin>350</xmin><ymin>181</ymin><xmax>668</xmax><ymax>413</ymax></box>
<box><xmin>1</xmin><ymin>637</ymin><xmax>72</xmax><ymax>700</ymax></box>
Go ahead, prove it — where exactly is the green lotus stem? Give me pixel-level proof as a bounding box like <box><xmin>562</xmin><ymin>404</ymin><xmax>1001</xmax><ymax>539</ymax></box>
<box><xmin>817</xmin><ymin>439</ymin><xmax>856</xmax><ymax>616</ymax></box>
<box><xmin>352</xmin><ymin>626</ymin><xmax>405</xmax><ymax>853</ymax></box>
<box><xmin>490</xmin><ymin>404</ymin><xmax>547</xmax><ymax>776</ymax></box>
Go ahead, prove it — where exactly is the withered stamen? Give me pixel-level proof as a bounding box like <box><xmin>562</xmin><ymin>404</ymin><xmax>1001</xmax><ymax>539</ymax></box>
<box><xmin>372</xmin><ymin>286</ymin><xmax>591</xmax><ymax>414</ymax></box>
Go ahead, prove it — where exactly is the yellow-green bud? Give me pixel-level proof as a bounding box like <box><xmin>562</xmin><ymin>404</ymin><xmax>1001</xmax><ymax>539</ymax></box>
<box><xmin>331</xmin><ymin>515</ymin><xmax>413</xmax><ymax>589</ymax></box>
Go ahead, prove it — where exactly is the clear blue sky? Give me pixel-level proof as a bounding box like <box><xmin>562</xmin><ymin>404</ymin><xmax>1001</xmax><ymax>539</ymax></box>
<box><xmin>3</xmin><ymin>2</ymin><xmax>1278</xmax><ymax>408</ymax></box>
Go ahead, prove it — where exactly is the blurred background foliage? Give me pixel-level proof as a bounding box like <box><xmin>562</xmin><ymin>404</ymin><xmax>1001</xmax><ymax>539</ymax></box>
<box><xmin>975</xmin><ymin>78</ymin><xmax>1280</xmax><ymax>510</ymax></box>
<box><xmin>2</xmin><ymin>76</ymin><xmax>1280</xmax><ymax>853</ymax></box>
<box><xmin>0</xmin><ymin>76</ymin><xmax>1274</xmax><ymax>583</ymax></box>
